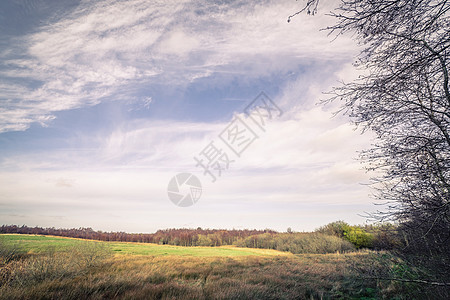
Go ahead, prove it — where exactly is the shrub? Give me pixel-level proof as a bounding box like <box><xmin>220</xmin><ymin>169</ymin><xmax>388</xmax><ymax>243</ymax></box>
<box><xmin>234</xmin><ymin>232</ymin><xmax>355</xmax><ymax>254</ymax></box>
<box><xmin>342</xmin><ymin>226</ymin><xmax>374</xmax><ymax>249</ymax></box>
<box><xmin>316</xmin><ymin>221</ymin><xmax>349</xmax><ymax>238</ymax></box>
<box><xmin>316</xmin><ymin>221</ymin><xmax>378</xmax><ymax>249</ymax></box>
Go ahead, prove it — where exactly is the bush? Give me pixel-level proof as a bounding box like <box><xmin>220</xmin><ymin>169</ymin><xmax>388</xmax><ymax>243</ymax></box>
<box><xmin>234</xmin><ymin>232</ymin><xmax>355</xmax><ymax>254</ymax></box>
<box><xmin>316</xmin><ymin>221</ymin><xmax>349</xmax><ymax>238</ymax></box>
<box><xmin>364</xmin><ymin>223</ymin><xmax>402</xmax><ymax>250</ymax></box>
<box><xmin>317</xmin><ymin>221</ymin><xmax>386</xmax><ymax>249</ymax></box>
<box><xmin>278</xmin><ymin>233</ymin><xmax>355</xmax><ymax>254</ymax></box>
<box><xmin>342</xmin><ymin>226</ymin><xmax>373</xmax><ymax>249</ymax></box>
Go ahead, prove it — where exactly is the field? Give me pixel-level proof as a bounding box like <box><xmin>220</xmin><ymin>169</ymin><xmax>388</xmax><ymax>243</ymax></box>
<box><xmin>1</xmin><ymin>234</ymin><xmax>289</xmax><ymax>257</ymax></box>
<box><xmin>0</xmin><ymin>234</ymin><xmax>436</xmax><ymax>299</ymax></box>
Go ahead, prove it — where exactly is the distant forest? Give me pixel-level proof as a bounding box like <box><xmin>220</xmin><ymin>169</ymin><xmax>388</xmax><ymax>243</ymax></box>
<box><xmin>0</xmin><ymin>223</ymin><xmax>400</xmax><ymax>254</ymax></box>
<box><xmin>0</xmin><ymin>225</ymin><xmax>275</xmax><ymax>246</ymax></box>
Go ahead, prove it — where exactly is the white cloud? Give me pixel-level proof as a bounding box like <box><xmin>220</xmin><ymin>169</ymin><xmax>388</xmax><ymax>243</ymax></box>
<box><xmin>0</xmin><ymin>0</ymin><xmax>377</xmax><ymax>231</ymax></box>
<box><xmin>158</xmin><ymin>30</ymin><xmax>200</xmax><ymax>56</ymax></box>
<box><xmin>0</xmin><ymin>0</ymin><xmax>357</xmax><ymax>133</ymax></box>
<box><xmin>0</xmin><ymin>86</ymin><xmax>374</xmax><ymax>231</ymax></box>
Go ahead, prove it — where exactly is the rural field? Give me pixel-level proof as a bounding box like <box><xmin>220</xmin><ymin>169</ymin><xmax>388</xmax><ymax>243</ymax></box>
<box><xmin>1</xmin><ymin>0</ymin><xmax>448</xmax><ymax>299</ymax></box>
<box><xmin>0</xmin><ymin>234</ymin><xmax>439</xmax><ymax>299</ymax></box>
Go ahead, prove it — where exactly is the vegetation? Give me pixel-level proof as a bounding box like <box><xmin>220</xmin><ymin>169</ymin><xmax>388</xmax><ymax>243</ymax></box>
<box><xmin>326</xmin><ymin>0</ymin><xmax>450</xmax><ymax>264</ymax></box>
<box><xmin>316</xmin><ymin>221</ymin><xmax>401</xmax><ymax>250</ymax></box>
<box><xmin>0</xmin><ymin>225</ymin><xmax>275</xmax><ymax>247</ymax></box>
<box><xmin>0</xmin><ymin>223</ymin><xmax>396</xmax><ymax>253</ymax></box>
<box><xmin>234</xmin><ymin>232</ymin><xmax>355</xmax><ymax>254</ymax></box>
<box><xmin>289</xmin><ymin>0</ymin><xmax>450</xmax><ymax>284</ymax></box>
<box><xmin>329</xmin><ymin>0</ymin><xmax>450</xmax><ymax>284</ymax></box>
<box><xmin>1</xmin><ymin>234</ymin><xmax>447</xmax><ymax>299</ymax></box>
<box><xmin>0</xmin><ymin>234</ymin><xmax>290</xmax><ymax>258</ymax></box>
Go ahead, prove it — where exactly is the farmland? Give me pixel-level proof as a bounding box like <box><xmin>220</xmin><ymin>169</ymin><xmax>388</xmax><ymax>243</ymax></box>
<box><xmin>1</xmin><ymin>234</ymin><xmax>291</xmax><ymax>257</ymax></box>
<box><xmin>0</xmin><ymin>234</ymin><xmax>438</xmax><ymax>299</ymax></box>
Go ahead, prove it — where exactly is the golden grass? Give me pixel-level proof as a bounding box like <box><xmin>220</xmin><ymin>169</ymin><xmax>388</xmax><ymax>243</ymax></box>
<box><xmin>1</xmin><ymin>235</ymin><xmax>444</xmax><ymax>299</ymax></box>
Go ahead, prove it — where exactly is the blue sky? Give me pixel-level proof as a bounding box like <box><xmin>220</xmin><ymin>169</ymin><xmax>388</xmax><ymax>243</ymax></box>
<box><xmin>0</xmin><ymin>0</ymin><xmax>376</xmax><ymax>233</ymax></box>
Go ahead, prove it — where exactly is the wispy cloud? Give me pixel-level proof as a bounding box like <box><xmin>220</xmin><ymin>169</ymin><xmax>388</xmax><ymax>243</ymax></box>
<box><xmin>0</xmin><ymin>0</ymin><xmax>355</xmax><ymax>133</ymax></box>
<box><xmin>0</xmin><ymin>0</ymin><xmax>375</xmax><ymax>232</ymax></box>
<box><xmin>0</xmin><ymin>90</ymin><xmax>374</xmax><ymax>231</ymax></box>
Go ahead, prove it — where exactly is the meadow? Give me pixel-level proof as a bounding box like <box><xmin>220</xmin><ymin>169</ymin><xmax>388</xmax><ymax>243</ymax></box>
<box><xmin>1</xmin><ymin>234</ymin><xmax>288</xmax><ymax>257</ymax></box>
<box><xmin>1</xmin><ymin>234</ymin><xmax>443</xmax><ymax>299</ymax></box>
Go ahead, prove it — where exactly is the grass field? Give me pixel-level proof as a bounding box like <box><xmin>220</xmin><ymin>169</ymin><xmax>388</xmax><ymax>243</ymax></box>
<box><xmin>0</xmin><ymin>234</ymin><xmax>441</xmax><ymax>299</ymax></box>
<box><xmin>1</xmin><ymin>234</ymin><xmax>290</xmax><ymax>257</ymax></box>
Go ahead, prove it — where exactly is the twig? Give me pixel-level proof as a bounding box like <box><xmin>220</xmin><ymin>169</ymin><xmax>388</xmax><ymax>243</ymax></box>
<box><xmin>364</xmin><ymin>276</ymin><xmax>450</xmax><ymax>286</ymax></box>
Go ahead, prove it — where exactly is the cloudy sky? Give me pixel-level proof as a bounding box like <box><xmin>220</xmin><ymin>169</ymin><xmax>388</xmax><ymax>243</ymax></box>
<box><xmin>0</xmin><ymin>0</ymin><xmax>377</xmax><ymax>233</ymax></box>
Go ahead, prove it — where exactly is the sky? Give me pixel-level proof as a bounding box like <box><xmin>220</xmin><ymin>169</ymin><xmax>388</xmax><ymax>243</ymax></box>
<box><xmin>0</xmin><ymin>0</ymin><xmax>377</xmax><ymax>233</ymax></box>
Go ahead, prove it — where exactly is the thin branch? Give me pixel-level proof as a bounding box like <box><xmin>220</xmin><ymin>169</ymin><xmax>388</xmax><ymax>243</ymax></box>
<box><xmin>364</xmin><ymin>276</ymin><xmax>450</xmax><ymax>286</ymax></box>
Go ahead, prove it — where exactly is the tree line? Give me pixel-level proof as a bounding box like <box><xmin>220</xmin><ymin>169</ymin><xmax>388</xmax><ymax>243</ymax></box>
<box><xmin>0</xmin><ymin>222</ymin><xmax>401</xmax><ymax>253</ymax></box>
<box><xmin>0</xmin><ymin>225</ymin><xmax>276</xmax><ymax>247</ymax></box>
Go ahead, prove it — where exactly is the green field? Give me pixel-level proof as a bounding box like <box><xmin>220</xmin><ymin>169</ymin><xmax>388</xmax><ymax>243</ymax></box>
<box><xmin>0</xmin><ymin>234</ymin><xmax>437</xmax><ymax>299</ymax></box>
<box><xmin>0</xmin><ymin>234</ymin><xmax>291</xmax><ymax>257</ymax></box>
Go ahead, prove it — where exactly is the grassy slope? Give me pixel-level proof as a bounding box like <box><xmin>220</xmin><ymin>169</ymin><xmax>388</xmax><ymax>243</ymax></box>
<box><xmin>0</xmin><ymin>234</ymin><xmax>291</xmax><ymax>257</ymax></box>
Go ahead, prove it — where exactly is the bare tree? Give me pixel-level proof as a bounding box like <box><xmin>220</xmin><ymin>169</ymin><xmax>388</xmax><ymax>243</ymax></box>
<box><xmin>290</xmin><ymin>0</ymin><xmax>450</xmax><ymax>276</ymax></box>
<box><xmin>288</xmin><ymin>0</ymin><xmax>321</xmax><ymax>22</ymax></box>
<box><xmin>330</xmin><ymin>0</ymin><xmax>449</xmax><ymax>251</ymax></box>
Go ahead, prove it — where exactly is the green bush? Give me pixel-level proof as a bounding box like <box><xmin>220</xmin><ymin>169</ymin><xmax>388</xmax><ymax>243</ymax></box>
<box><xmin>342</xmin><ymin>226</ymin><xmax>374</xmax><ymax>249</ymax></box>
<box><xmin>317</xmin><ymin>221</ymin><xmax>380</xmax><ymax>249</ymax></box>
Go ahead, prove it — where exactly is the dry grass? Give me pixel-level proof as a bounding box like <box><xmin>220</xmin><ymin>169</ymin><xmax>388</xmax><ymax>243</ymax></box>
<box><xmin>0</xmin><ymin>235</ymin><xmax>446</xmax><ymax>299</ymax></box>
